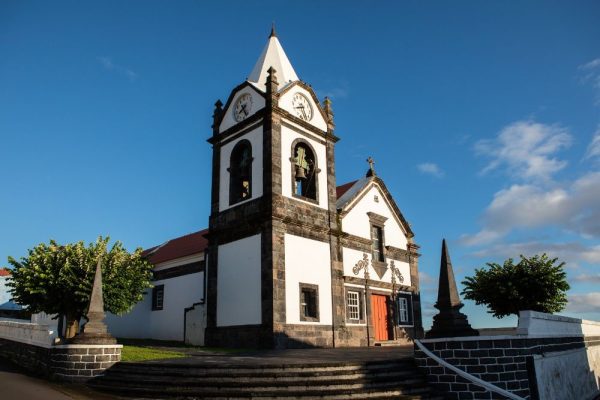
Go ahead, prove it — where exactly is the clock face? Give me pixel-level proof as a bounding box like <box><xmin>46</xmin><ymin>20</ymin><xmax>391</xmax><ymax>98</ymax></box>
<box><xmin>292</xmin><ymin>93</ymin><xmax>313</xmax><ymax>121</ymax></box>
<box><xmin>233</xmin><ymin>93</ymin><xmax>253</xmax><ymax>122</ymax></box>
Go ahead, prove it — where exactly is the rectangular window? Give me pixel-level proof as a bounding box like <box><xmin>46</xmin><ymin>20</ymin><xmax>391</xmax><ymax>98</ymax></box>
<box><xmin>398</xmin><ymin>297</ymin><xmax>408</xmax><ymax>323</ymax></box>
<box><xmin>152</xmin><ymin>285</ymin><xmax>164</xmax><ymax>311</ymax></box>
<box><xmin>299</xmin><ymin>283</ymin><xmax>319</xmax><ymax>322</ymax></box>
<box><xmin>345</xmin><ymin>288</ymin><xmax>366</xmax><ymax>324</ymax></box>
<box><xmin>396</xmin><ymin>293</ymin><xmax>413</xmax><ymax>326</ymax></box>
<box><xmin>371</xmin><ymin>225</ymin><xmax>385</xmax><ymax>262</ymax></box>
<box><xmin>347</xmin><ymin>291</ymin><xmax>361</xmax><ymax>322</ymax></box>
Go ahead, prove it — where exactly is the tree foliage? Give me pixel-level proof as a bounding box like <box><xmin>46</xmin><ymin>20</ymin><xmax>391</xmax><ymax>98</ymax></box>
<box><xmin>461</xmin><ymin>254</ymin><xmax>570</xmax><ymax>318</ymax></box>
<box><xmin>7</xmin><ymin>237</ymin><xmax>153</xmax><ymax>335</ymax></box>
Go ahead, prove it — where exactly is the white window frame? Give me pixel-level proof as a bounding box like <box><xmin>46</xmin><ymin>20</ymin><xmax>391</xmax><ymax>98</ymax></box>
<box><xmin>347</xmin><ymin>291</ymin><xmax>361</xmax><ymax>322</ymax></box>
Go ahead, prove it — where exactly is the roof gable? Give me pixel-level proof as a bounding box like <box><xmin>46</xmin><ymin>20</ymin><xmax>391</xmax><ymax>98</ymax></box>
<box><xmin>337</xmin><ymin>177</ymin><xmax>414</xmax><ymax>238</ymax></box>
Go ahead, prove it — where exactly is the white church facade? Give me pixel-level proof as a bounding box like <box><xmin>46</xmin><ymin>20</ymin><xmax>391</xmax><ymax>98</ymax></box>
<box><xmin>107</xmin><ymin>28</ymin><xmax>423</xmax><ymax>348</ymax></box>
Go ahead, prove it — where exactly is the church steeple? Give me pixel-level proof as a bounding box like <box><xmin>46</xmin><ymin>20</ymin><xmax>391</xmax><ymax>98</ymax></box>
<box><xmin>248</xmin><ymin>27</ymin><xmax>299</xmax><ymax>91</ymax></box>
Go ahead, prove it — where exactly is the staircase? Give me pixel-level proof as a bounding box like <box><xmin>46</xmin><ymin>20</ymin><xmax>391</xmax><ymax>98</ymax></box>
<box><xmin>89</xmin><ymin>358</ymin><xmax>443</xmax><ymax>399</ymax></box>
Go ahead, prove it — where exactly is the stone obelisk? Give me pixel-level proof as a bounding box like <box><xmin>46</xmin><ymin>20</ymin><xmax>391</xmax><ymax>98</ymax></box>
<box><xmin>426</xmin><ymin>239</ymin><xmax>478</xmax><ymax>338</ymax></box>
<box><xmin>71</xmin><ymin>258</ymin><xmax>116</xmax><ymax>344</ymax></box>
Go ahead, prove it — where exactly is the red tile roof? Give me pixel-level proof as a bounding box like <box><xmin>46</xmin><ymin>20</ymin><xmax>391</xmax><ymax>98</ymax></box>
<box><xmin>143</xmin><ymin>229</ymin><xmax>209</xmax><ymax>265</ymax></box>
<box><xmin>144</xmin><ymin>182</ymin><xmax>359</xmax><ymax>264</ymax></box>
<box><xmin>0</xmin><ymin>268</ymin><xmax>11</xmax><ymax>277</ymax></box>
<box><xmin>336</xmin><ymin>180</ymin><xmax>358</xmax><ymax>199</ymax></box>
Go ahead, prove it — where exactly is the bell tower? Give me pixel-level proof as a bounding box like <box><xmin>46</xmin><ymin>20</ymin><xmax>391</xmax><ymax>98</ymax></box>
<box><xmin>205</xmin><ymin>27</ymin><xmax>342</xmax><ymax>348</ymax></box>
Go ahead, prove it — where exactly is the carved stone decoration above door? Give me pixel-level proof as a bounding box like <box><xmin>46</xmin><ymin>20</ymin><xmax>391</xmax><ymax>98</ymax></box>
<box><xmin>371</xmin><ymin>261</ymin><xmax>388</xmax><ymax>280</ymax></box>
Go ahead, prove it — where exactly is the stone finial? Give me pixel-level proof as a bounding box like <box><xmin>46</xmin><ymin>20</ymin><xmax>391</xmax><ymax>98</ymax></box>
<box><xmin>266</xmin><ymin>67</ymin><xmax>279</xmax><ymax>106</ymax></box>
<box><xmin>426</xmin><ymin>239</ymin><xmax>478</xmax><ymax>338</ymax></box>
<box><xmin>70</xmin><ymin>258</ymin><xmax>116</xmax><ymax>344</ymax></box>
<box><xmin>270</xmin><ymin>23</ymin><xmax>277</xmax><ymax>38</ymax></box>
<box><xmin>436</xmin><ymin>239</ymin><xmax>462</xmax><ymax>309</ymax></box>
<box><xmin>366</xmin><ymin>156</ymin><xmax>376</xmax><ymax>177</ymax></box>
<box><xmin>323</xmin><ymin>96</ymin><xmax>335</xmax><ymax>129</ymax></box>
<box><xmin>212</xmin><ymin>99</ymin><xmax>223</xmax><ymax>135</ymax></box>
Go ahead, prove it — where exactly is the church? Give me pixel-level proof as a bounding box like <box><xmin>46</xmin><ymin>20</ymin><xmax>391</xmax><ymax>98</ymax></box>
<box><xmin>107</xmin><ymin>28</ymin><xmax>424</xmax><ymax>349</ymax></box>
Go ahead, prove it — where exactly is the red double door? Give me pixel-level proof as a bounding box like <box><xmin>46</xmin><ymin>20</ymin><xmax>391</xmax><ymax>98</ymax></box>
<box><xmin>371</xmin><ymin>294</ymin><xmax>391</xmax><ymax>341</ymax></box>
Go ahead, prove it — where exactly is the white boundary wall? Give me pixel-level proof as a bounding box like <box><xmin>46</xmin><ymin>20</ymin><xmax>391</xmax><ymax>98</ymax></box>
<box><xmin>517</xmin><ymin>310</ymin><xmax>600</xmax><ymax>337</ymax></box>
<box><xmin>0</xmin><ymin>319</ymin><xmax>57</xmax><ymax>347</ymax></box>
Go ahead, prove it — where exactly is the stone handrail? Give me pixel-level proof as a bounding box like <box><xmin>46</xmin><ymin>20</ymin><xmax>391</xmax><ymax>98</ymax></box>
<box><xmin>414</xmin><ymin>339</ymin><xmax>525</xmax><ymax>400</ymax></box>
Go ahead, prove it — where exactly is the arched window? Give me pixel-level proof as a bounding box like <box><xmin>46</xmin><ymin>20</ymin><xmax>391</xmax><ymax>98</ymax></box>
<box><xmin>229</xmin><ymin>140</ymin><xmax>253</xmax><ymax>205</ymax></box>
<box><xmin>291</xmin><ymin>140</ymin><xmax>319</xmax><ymax>201</ymax></box>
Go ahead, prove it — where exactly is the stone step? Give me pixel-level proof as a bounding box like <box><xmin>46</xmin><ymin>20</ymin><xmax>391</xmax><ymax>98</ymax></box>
<box><xmin>374</xmin><ymin>340</ymin><xmax>409</xmax><ymax>347</ymax></box>
<box><xmin>88</xmin><ymin>381</ymin><xmax>438</xmax><ymax>399</ymax></box>
<box><xmin>111</xmin><ymin>359</ymin><xmax>415</xmax><ymax>376</ymax></box>
<box><xmin>94</xmin><ymin>372</ymin><xmax>426</xmax><ymax>389</ymax></box>
<box><xmin>88</xmin><ymin>356</ymin><xmax>443</xmax><ymax>399</ymax></box>
<box><xmin>105</xmin><ymin>364</ymin><xmax>418</xmax><ymax>380</ymax></box>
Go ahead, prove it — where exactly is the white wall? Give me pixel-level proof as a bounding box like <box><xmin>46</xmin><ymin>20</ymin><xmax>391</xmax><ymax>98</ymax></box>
<box><xmin>342</xmin><ymin>184</ymin><xmax>409</xmax><ymax>250</ymax></box>
<box><xmin>278</xmin><ymin>85</ymin><xmax>328</xmax><ymax>132</ymax></box>
<box><xmin>218</xmin><ymin>126</ymin><xmax>263</xmax><ymax>212</ymax></box>
<box><xmin>284</xmin><ymin>234</ymin><xmax>332</xmax><ymax>325</ymax></box>
<box><xmin>106</xmin><ymin>270</ymin><xmax>204</xmax><ymax>341</ymax></box>
<box><xmin>535</xmin><ymin>346</ymin><xmax>600</xmax><ymax>400</ymax></box>
<box><xmin>217</xmin><ymin>234</ymin><xmax>262</xmax><ymax>327</ymax></box>
<box><xmin>342</xmin><ymin>247</ymin><xmax>411</xmax><ymax>287</ymax></box>
<box><xmin>184</xmin><ymin>303</ymin><xmax>205</xmax><ymax>346</ymax></box>
<box><xmin>517</xmin><ymin>310</ymin><xmax>600</xmax><ymax>337</ymax></box>
<box><xmin>219</xmin><ymin>86</ymin><xmax>265</xmax><ymax>132</ymax></box>
<box><xmin>0</xmin><ymin>320</ymin><xmax>57</xmax><ymax>347</ymax></box>
<box><xmin>280</xmin><ymin>124</ymin><xmax>328</xmax><ymax>209</ymax></box>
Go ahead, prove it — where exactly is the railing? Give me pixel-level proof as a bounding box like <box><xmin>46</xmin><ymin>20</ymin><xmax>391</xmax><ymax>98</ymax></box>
<box><xmin>414</xmin><ymin>339</ymin><xmax>525</xmax><ymax>400</ymax></box>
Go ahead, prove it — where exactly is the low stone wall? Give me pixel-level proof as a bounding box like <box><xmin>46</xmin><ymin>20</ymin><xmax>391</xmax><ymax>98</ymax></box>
<box><xmin>416</xmin><ymin>312</ymin><xmax>600</xmax><ymax>400</ymax></box>
<box><xmin>415</xmin><ymin>335</ymin><xmax>594</xmax><ymax>399</ymax></box>
<box><xmin>0</xmin><ymin>337</ymin><xmax>122</xmax><ymax>382</ymax></box>
<box><xmin>0</xmin><ymin>319</ymin><xmax>121</xmax><ymax>382</ymax></box>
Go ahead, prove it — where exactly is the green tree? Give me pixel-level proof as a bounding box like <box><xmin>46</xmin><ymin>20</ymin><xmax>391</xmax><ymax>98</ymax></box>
<box><xmin>7</xmin><ymin>237</ymin><xmax>153</xmax><ymax>338</ymax></box>
<box><xmin>461</xmin><ymin>254</ymin><xmax>570</xmax><ymax>318</ymax></box>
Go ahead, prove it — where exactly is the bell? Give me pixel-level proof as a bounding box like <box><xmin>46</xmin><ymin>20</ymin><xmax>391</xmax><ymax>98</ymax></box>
<box><xmin>295</xmin><ymin>165</ymin><xmax>307</xmax><ymax>180</ymax></box>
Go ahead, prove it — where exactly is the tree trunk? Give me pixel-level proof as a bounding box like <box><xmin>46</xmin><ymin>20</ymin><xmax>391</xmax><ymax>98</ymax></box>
<box><xmin>64</xmin><ymin>314</ymin><xmax>80</xmax><ymax>339</ymax></box>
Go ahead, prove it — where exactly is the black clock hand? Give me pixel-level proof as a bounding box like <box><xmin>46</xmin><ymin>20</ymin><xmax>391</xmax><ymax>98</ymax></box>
<box><xmin>240</xmin><ymin>103</ymin><xmax>248</xmax><ymax>116</ymax></box>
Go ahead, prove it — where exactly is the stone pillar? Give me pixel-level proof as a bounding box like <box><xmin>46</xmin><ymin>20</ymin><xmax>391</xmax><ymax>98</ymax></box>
<box><xmin>71</xmin><ymin>259</ymin><xmax>116</xmax><ymax>344</ymax></box>
<box><xmin>426</xmin><ymin>239</ymin><xmax>478</xmax><ymax>338</ymax></box>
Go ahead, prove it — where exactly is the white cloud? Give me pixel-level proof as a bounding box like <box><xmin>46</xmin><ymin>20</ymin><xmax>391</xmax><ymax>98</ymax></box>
<box><xmin>572</xmin><ymin>274</ymin><xmax>600</xmax><ymax>283</ymax></box>
<box><xmin>566</xmin><ymin>292</ymin><xmax>600</xmax><ymax>313</ymax></box>
<box><xmin>585</xmin><ymin>126</ymin><xmax>600</xmax><ymax>161</ymax></box>
<box><xmin>461</xmin><ymin>171</ymin><xmax>600</xmax><ymax>244</ymax></box>
<box><xmin>97</xmin><ymin>56</ymin><xmax>138</xmax><ymax>81</ymax></box>
<box><xmin>417</xmin><ymin>162</ymin><xmax>445</xmax><ymax>178</ymax></box>
<box><xmin>468</xmin><ymin>241</ymin><xmax>600</xmax><ymax>268</ymax></box>
<box><xmin>578</xmin><ymin>58</ymin><xmax>600</xmax><ymax>105</ymax></box>
<box><xmin>476</xmin><ymin>120</ymin><xmax>572</xmax><ymax>182</ymax></box>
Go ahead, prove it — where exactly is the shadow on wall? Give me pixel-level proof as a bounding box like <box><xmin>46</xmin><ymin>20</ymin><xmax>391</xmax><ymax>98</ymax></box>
<box><xmin>524</xmin><ymin>312</ymin><xmax>600</xmax><ymax>400</ymax></box>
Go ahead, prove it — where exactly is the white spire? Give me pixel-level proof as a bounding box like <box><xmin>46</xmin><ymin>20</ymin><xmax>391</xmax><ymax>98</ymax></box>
<box><xmin>247</xmin><ymin>27</ymin><xmax>299</xmax><ymax>91</ymax></box>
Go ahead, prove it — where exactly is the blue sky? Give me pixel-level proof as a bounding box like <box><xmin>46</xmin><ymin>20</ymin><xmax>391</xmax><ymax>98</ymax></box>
<box><xmin>1</xmin><ymin>1</ymin><xmax>600</xmax><ymax>329</ymax></box>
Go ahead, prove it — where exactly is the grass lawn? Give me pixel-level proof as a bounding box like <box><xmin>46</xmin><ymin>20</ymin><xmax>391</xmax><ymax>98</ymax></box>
<box><xmin>120</xmin><ymin>345</ymin><xmax>186</xmax><ymax>362</ymax></box>
<box><xmin>117</xmin><ymin>338</ymin><xmax>249</xmax><ymax>362</ymax></box>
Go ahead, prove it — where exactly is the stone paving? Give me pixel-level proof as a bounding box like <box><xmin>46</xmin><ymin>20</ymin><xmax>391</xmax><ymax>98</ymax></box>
<box><xmin>140</xmin><ymin>345</ymin><xmax>415</xmax><ymax>366</ymax></box>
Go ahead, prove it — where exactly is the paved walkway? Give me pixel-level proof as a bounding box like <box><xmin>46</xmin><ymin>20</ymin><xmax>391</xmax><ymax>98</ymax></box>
<box><xmin>0</xmin><ymin>357</ymin><xmax>121</xmax><ymax>400</ymax></box>
<box><xmin>142</xmin><ymin>345</ymin><xmax>415</xmax><ymax>366</ymax></box>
